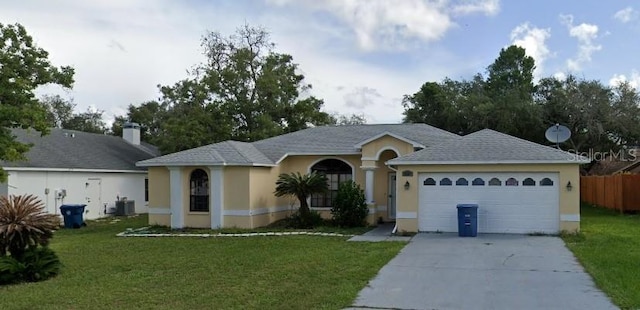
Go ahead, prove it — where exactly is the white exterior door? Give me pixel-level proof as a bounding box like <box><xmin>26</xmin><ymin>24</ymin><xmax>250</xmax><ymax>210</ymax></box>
<box><xmin>418</xmin><ymin>172</ymin><xmax>559</xmax><ymax>234</ymax></box>
<box><xmin>85</xmin><ymin>178</ymin><xmax>102</xmax><ymax>218</ymax></box>
<box><xmin>388</xmin><ymin>173</ymin><xmax>396</xmax><ymax>220</ymax></box>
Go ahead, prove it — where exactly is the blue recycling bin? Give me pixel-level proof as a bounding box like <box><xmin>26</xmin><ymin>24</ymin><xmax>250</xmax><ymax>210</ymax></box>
<box><xmin>456</xmin><ymin>204</ymin><xmax>478</xmax><ymax>237</ymax></box>
<box><xmin>60</xmin><ymin>204</ymin><xmax>86</xmax><ymax>229</ymax></box>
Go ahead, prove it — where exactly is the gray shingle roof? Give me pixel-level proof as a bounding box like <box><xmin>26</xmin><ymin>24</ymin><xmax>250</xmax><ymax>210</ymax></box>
<box><xmin>253</xmin><ymin>124</ymin><xmax>459</xmax><ymax>162</ymax></box>
<box><xmin>137</xmin><ymin>124</ymin><xmax>459</xmax><ymax>167</ymax></box>
<box><xmin>1</xmin><ymin>128</ymin><xmax>160</xmax><ymax>171</ymax></box>
<box><xmin>388</xmin><ymin>129</ymin><xmax>588</xmax><ymax>164</ymax></box>
<box><xmin>136</xmin><ymin>141</ymin><xmax>274</xmax><ymax>166</ymax></box>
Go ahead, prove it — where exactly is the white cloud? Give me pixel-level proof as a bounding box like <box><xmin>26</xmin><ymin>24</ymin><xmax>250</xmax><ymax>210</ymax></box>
<box><xmin>343</xmin><ymin>87</ymin><xmax>383</xmax><ymax>109</ymax></box>
<box><xmin>560</xmin><ymin>14</ymin><xmax>602</xmax><ymax>71</ymax></box>
<box><xmin>266</xmin><ymin>0</ymin><xmax>500</xmax><ymax>51</ymax></box>
<box><xmin>614</xmin><ymin>7</ymin><xmax>637</xmax><ymax>23</ymax></box>
<box><xmin>451</xmin><ymin>0</ymin><xmax>500</xmax><ymax>16</ymax></box>
<box><xmin>553</xmin><ymin>72</ymin><xmax>567</xmax><ymax>81</ymax></box>
<box><xmin>609</xmin><ymin>71</ymin><xmax>640</xmax><ymax>89</ymax></box>
<box><xmin>510</xmin><ymin>23</ymin><xmax>551</xmax><ymax>78</ymax></box>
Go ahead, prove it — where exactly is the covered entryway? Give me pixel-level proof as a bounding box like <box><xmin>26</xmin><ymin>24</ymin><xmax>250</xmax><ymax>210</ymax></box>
<box><xmin>418</xmin><ymin>172</ymin><xmax>560</xmax><ymax>234</ymax></box>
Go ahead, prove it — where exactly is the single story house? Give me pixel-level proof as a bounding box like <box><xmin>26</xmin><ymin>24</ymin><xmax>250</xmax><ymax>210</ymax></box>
<box><xmin>137</xmin><ymin>124</ymin><xmax>588</xmax><ymax>234</ymax></box>
<box><xmin>1</xmin><ymin>123</ymin><xmax>159</xmax><ymax>219</ymax></box>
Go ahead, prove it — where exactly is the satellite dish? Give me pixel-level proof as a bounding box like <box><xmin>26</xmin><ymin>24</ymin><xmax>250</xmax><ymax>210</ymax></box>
<box><xmin>545</xmin><ymin>124</ymin><xmax>571</xmax><ymax>146</ymax></box>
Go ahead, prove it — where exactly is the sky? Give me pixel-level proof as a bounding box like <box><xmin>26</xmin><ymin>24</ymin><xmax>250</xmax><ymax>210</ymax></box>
<box><xmin>2</xmin><ymin>0</ymin><xmax>640</xmax><ymax>125</ymax></box>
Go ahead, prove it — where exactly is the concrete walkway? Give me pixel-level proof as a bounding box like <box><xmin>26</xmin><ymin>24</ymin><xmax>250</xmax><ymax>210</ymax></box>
<box><xmin>349</xmin><ymin>233</ymin><xmax>616</xmax><ymax>310</ymax></box>
<box><xmin>348</xmin><ymin>223</ymin><xmax>412</xmax><ymax>242</ymax></box>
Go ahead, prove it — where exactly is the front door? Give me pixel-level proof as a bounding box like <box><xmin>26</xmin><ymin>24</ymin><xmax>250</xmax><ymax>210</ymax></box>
<box><xmin>388</xmin><ymin>173</ymin><xmax>396</xmax><ymax>220</ymax></box>
<box><xmin>85</xmin><ymin>178</ymin><xmax>102</xmax><ymax>218</ymax></box>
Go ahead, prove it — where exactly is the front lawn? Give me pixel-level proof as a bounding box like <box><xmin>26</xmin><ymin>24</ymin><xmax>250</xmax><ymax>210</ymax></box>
<box><xmin>562</xmin><ymin>204</ymin><xmax>640</xmax><ymax>309</ymax></box>
<box><xmin>0</xmin><ymin>215</ymin><xmax>405</xmax><ymax>310</ymax></box>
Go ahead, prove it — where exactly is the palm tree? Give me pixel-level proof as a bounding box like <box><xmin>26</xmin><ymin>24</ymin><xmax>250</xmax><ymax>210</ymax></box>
<box><xmin>274</xmin><ymin>172</ymin><xmax>328</xmax><ymax>224</ymax></box>
<box><xmin>0</xmin><ymin>195</ymin><xmax>60</xmax><ymax>258</ymax></box>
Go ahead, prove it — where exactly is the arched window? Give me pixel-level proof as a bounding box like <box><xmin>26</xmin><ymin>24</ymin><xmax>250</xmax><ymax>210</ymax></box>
<box><xmin>506</xmin><ymin>177</ymin><xmax>519</xmax><ymax>186</ymax></box>
<box><xmin>423</xmin><ymin>178</ymin><xmax>436</xmax><ymax>186</ymax></box>
<box><xmin>472</xmin><ymin>178</ymin><xmax>485</xmax><ymax>186</ymax></box>
<box><xmin>488</xmin><ymin>178</ymin><xmax>501</xmax><ymax>186</ymax></box>
<box><xmin>440</xmin><ymin>178</ymin><xmax>452</xmax><ymax>186</ymax></box>
<box><xmin>456</xmin><ymin>178</ymin><xmax>469</xmax><ymax>186</ymax></box>
<box><xmin>190</xmin><ymin>169</ymin><xmax>209</xmax><ymax>212</ymax></box>
<box><xmin>540</xmin><ymin>178</ymin><xmax>554</xmax><ymax>186</ymax></box>
<box><xmin>523</xmin><ymin>178</ymin><xmax>536</xmax><ymax>186</ymax></box>
<box><xmin>310</xmin><ymin>159</ymin><xmax>352</xmax><ymax>208</ymax></box>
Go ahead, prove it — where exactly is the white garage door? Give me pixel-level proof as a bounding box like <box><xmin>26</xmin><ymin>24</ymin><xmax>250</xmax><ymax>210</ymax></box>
<box><xmin>418</xmin><ymin>172</ymin><xmax>559</xmax><ymax>234</ymax></box>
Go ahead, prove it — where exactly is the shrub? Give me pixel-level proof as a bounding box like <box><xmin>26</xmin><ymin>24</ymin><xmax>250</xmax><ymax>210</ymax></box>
<box><xmin>0</xmin><ymin>255</ymin><xmax>24</xmax><ymax>285</ymax></box>
<box><xmin>0</xmin><ymin>195</ymin><xmax>62</xmax><ymax>285</ymax></box>
<box><xmin>21</xmin><ymin>247</ymin><xmax>62</xmax><ymax>282</ymax></box>
<box><xmin>0</xmin><ymin>247</ymin><xmax>62</xmax><ymax>285</ymax></box>
<box><xmin>331</xmin><ymin>180</ymin><xmax>368</xmax><ymax>227</ymax></box>
<box><xmin>274</xmin><ymin>172</ymin><xmax>328</xmax><ymax>228</ymax></box>
<box><xmin>0</xmin><ymin>195</ymin><xmax>60</xmax><ymax>258</ymax></box>
<box><xmin>286</xmin><ymin>210</ymin><xmax>324</xmax><ymax>229</ymax></box>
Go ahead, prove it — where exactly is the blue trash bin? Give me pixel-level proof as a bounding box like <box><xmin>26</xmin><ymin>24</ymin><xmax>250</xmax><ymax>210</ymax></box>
<box><xmin>456</xmin><ymin>204</ymin><xmax>478</xmax><ymax>237</ymax></box>
<box><xmin>60</xmin><ymin>204</ymin><xmax>87</xmax><ymax>229</ymax></box>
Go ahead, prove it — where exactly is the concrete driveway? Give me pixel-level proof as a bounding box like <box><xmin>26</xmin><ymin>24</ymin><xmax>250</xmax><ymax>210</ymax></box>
<box><xmin>351</xmin><ymin>233</ymin><xmax>616</xmax><ymax>310</ymax></box>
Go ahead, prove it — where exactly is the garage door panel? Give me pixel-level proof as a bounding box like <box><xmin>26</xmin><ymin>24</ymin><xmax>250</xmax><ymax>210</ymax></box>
<box><xmin>419</xmin><ymin>172</ymin><xmax>559</xmax><ymax>234</ymax></box>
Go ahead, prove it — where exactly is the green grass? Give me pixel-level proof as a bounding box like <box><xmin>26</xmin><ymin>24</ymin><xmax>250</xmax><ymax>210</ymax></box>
<box><xmin>0</xmin><ymin>215</ymin><xmax>405</xmax><ymax>310</ymax></box>
<box><xmin>562</xmin><ymin>204</ymin><xmax>640</xmax><ymax>309</ymax></box>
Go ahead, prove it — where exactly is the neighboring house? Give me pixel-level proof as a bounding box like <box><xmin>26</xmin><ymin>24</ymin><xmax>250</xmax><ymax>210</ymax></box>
<box><xmin>0</xmin><ymin>123</ymin><xmax>159</xmax><ymax>220</ymax></box>
<box><xmin>137</xmin><ymin>124</ymin><xmax>589</xmax><ymax>234</ymax></box>
<box><xmin>586</xmin><ymin>149</ymin><xmax>640</xmax><ymax>175</ymax></box>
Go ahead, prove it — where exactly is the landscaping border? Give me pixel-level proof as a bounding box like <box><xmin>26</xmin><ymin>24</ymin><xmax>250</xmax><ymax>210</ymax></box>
<box><xmin>116</xmin><ymin>227</ymin><xmax>354</xmax><ymax>238</ymax></box>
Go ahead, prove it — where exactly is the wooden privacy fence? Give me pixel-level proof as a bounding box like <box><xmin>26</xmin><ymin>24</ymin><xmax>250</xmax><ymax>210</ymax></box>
<box><xmin>581</xmin><ymin>174</ymin><xmax>640</xmax><ymax>212</ymax></box>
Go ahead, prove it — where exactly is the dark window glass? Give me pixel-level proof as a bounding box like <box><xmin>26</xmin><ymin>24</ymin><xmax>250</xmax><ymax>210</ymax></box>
<box><xmin>523</xmin><ymin>178</ymin><xmax>535</xmax><ymax>186</ymax></box>
<box><xmin>439</xmin><ymin>178</ymin><xmax>452</xmax><ymax>186</ymax></box>
<box><xmin>456</xmin><ymin>178</ymin><xmax>468</xmax><ymax>186</ymax></box>
<box><xmin>540</xmin><ymin>178</ymin><xmax>554</xmax><ymax>186</ymax></box>
<box><xmin>506</xmin><ymin>177</ymin><xmax>518</xmax><ymax>186</ymax></box>
<box><xmin>190</xmin><ymin>169</ymin><xmax>209</xmax><ymax>212</ymax></box>
<box><xmin>145</xmin><ymin>178</ymin><xmax>149</xmax><ymax>202</ymax></box>
<box><xmin>472</xmin><ymin>178</ymin><xmax>485</xmax><ymax>186</ymax></box>
<box><xmin>488</xmin><ymin>178</ymin><xmax>501</xmax><ymax>186</ymax></box>
<box><xmin>310</xmin><ymin>159</ymin><xmax>352</xmax><ymax>208</ymax></box>
<box><xmin>423</xmin><ymin>178</ymin><xmax>436</xmax><ymax>186</ymax></box>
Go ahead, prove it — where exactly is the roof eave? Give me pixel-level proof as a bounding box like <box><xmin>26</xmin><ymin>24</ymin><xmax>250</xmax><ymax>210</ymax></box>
<box><xmin>136</xmin><ymin>161</ymin><xmax>276</xmax><ymax>168</ymax></box>
<box><xmin>275</xmin><ymin>152</ymin><xmax>361</xmax><ymax>164</ymax></box>
<box><xmin>353</xmin><ymin>131</ymin><xmax>425</xmax><ymax>149</ymax></box>
<box><xmin>387</xmin><ymin>159</ymin><xmax>591</xmax><ymax>165</ymax></box>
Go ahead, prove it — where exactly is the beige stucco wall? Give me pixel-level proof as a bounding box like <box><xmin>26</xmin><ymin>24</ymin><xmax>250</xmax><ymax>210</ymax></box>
<box><xmin>147</xmin><ymin>167</ymin><xmax>170</xmax><ymax>226</ymax></box>
<box><xmin>394</xmin><ymin>163</ymin><xmax>582</xmax><ymax>233</ymax></box>
<box><xmin>360</xmin><ymin>135</ymin><xmax>415</xmax><ymax>159</ymax></box>
<box><xmin>361</xmin><ymin>135</ymin><xmax>414</xmax><ymax>222</ymax></box>
<box><xmin>373</xmin><ymin>150</ymin><xmax>400</xmax><ymax>221</ymax></box>
<box><xmin>223</xmin><ymin>167</ymin><xmax>251</xmax><ymax>211</ymax></box>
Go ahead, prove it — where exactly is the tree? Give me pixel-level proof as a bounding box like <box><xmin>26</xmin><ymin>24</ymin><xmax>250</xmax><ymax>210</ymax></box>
<box><xmin>110</xmin><ymin>101</ymin><xmax>165</xmax><ymax>142</ymax></box>
<box><xmin>536</xmin><ymin>75</ymin><xmax>625</xmax><ymax>152</ymax></box>
<box><xmin>0</xmin><ymin>23</ymin><xmax>74</xmax><ymax>181</ymax></box>
<box><xmin>484</xmin><ymin>45</ymin><xmax>542</xmax><ymax>142</ymax></box>
<box><xmin>156</xmin><ymin>24</ymin><xmax>333</xmax><ymax>153</ymax></box>
<box><xmin>274</xmin><ymin>172</ymin><xmax>328</xmax><ymax>227</ymax></box>
<box><xmin>40</xmin><ymin>95</ymin><xmax>75</xmax><ymax>128</ymax></box>
<box><xmin>335</xmin><ymin>113</ymin><xmax>367</xmax><ymax>125</ymax></box>
<box><xmin>62</xmin><ymin>108</ymin><xmax>107</xmax><ymax>134</ymax></box>
<box><xmin>403</xmin><ymin>45</ymin><xmax>542</xmax><ymax>142</ymax></box>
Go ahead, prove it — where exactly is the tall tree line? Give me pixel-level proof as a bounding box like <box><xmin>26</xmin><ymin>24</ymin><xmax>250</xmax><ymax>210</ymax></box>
<box><xmin>402</xmin><ymin>45</ymin><xmax>640</xmax><ymax>152</ymax></box>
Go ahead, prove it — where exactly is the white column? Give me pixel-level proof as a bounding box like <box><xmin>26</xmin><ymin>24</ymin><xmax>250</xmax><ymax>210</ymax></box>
<box><xmin>364</xmin><ymin>168</ymin><xmax>375</xmax><ymax>204</ymax></box>
<box><xmin>168</xmin><ymin>167</ymin><xmax>184</xmax><ymax>229</ymax></box>
<box><xmin>209</xmin><ymin>166</ymin><xmax>224</xmax><ymax>229</ymax></box>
